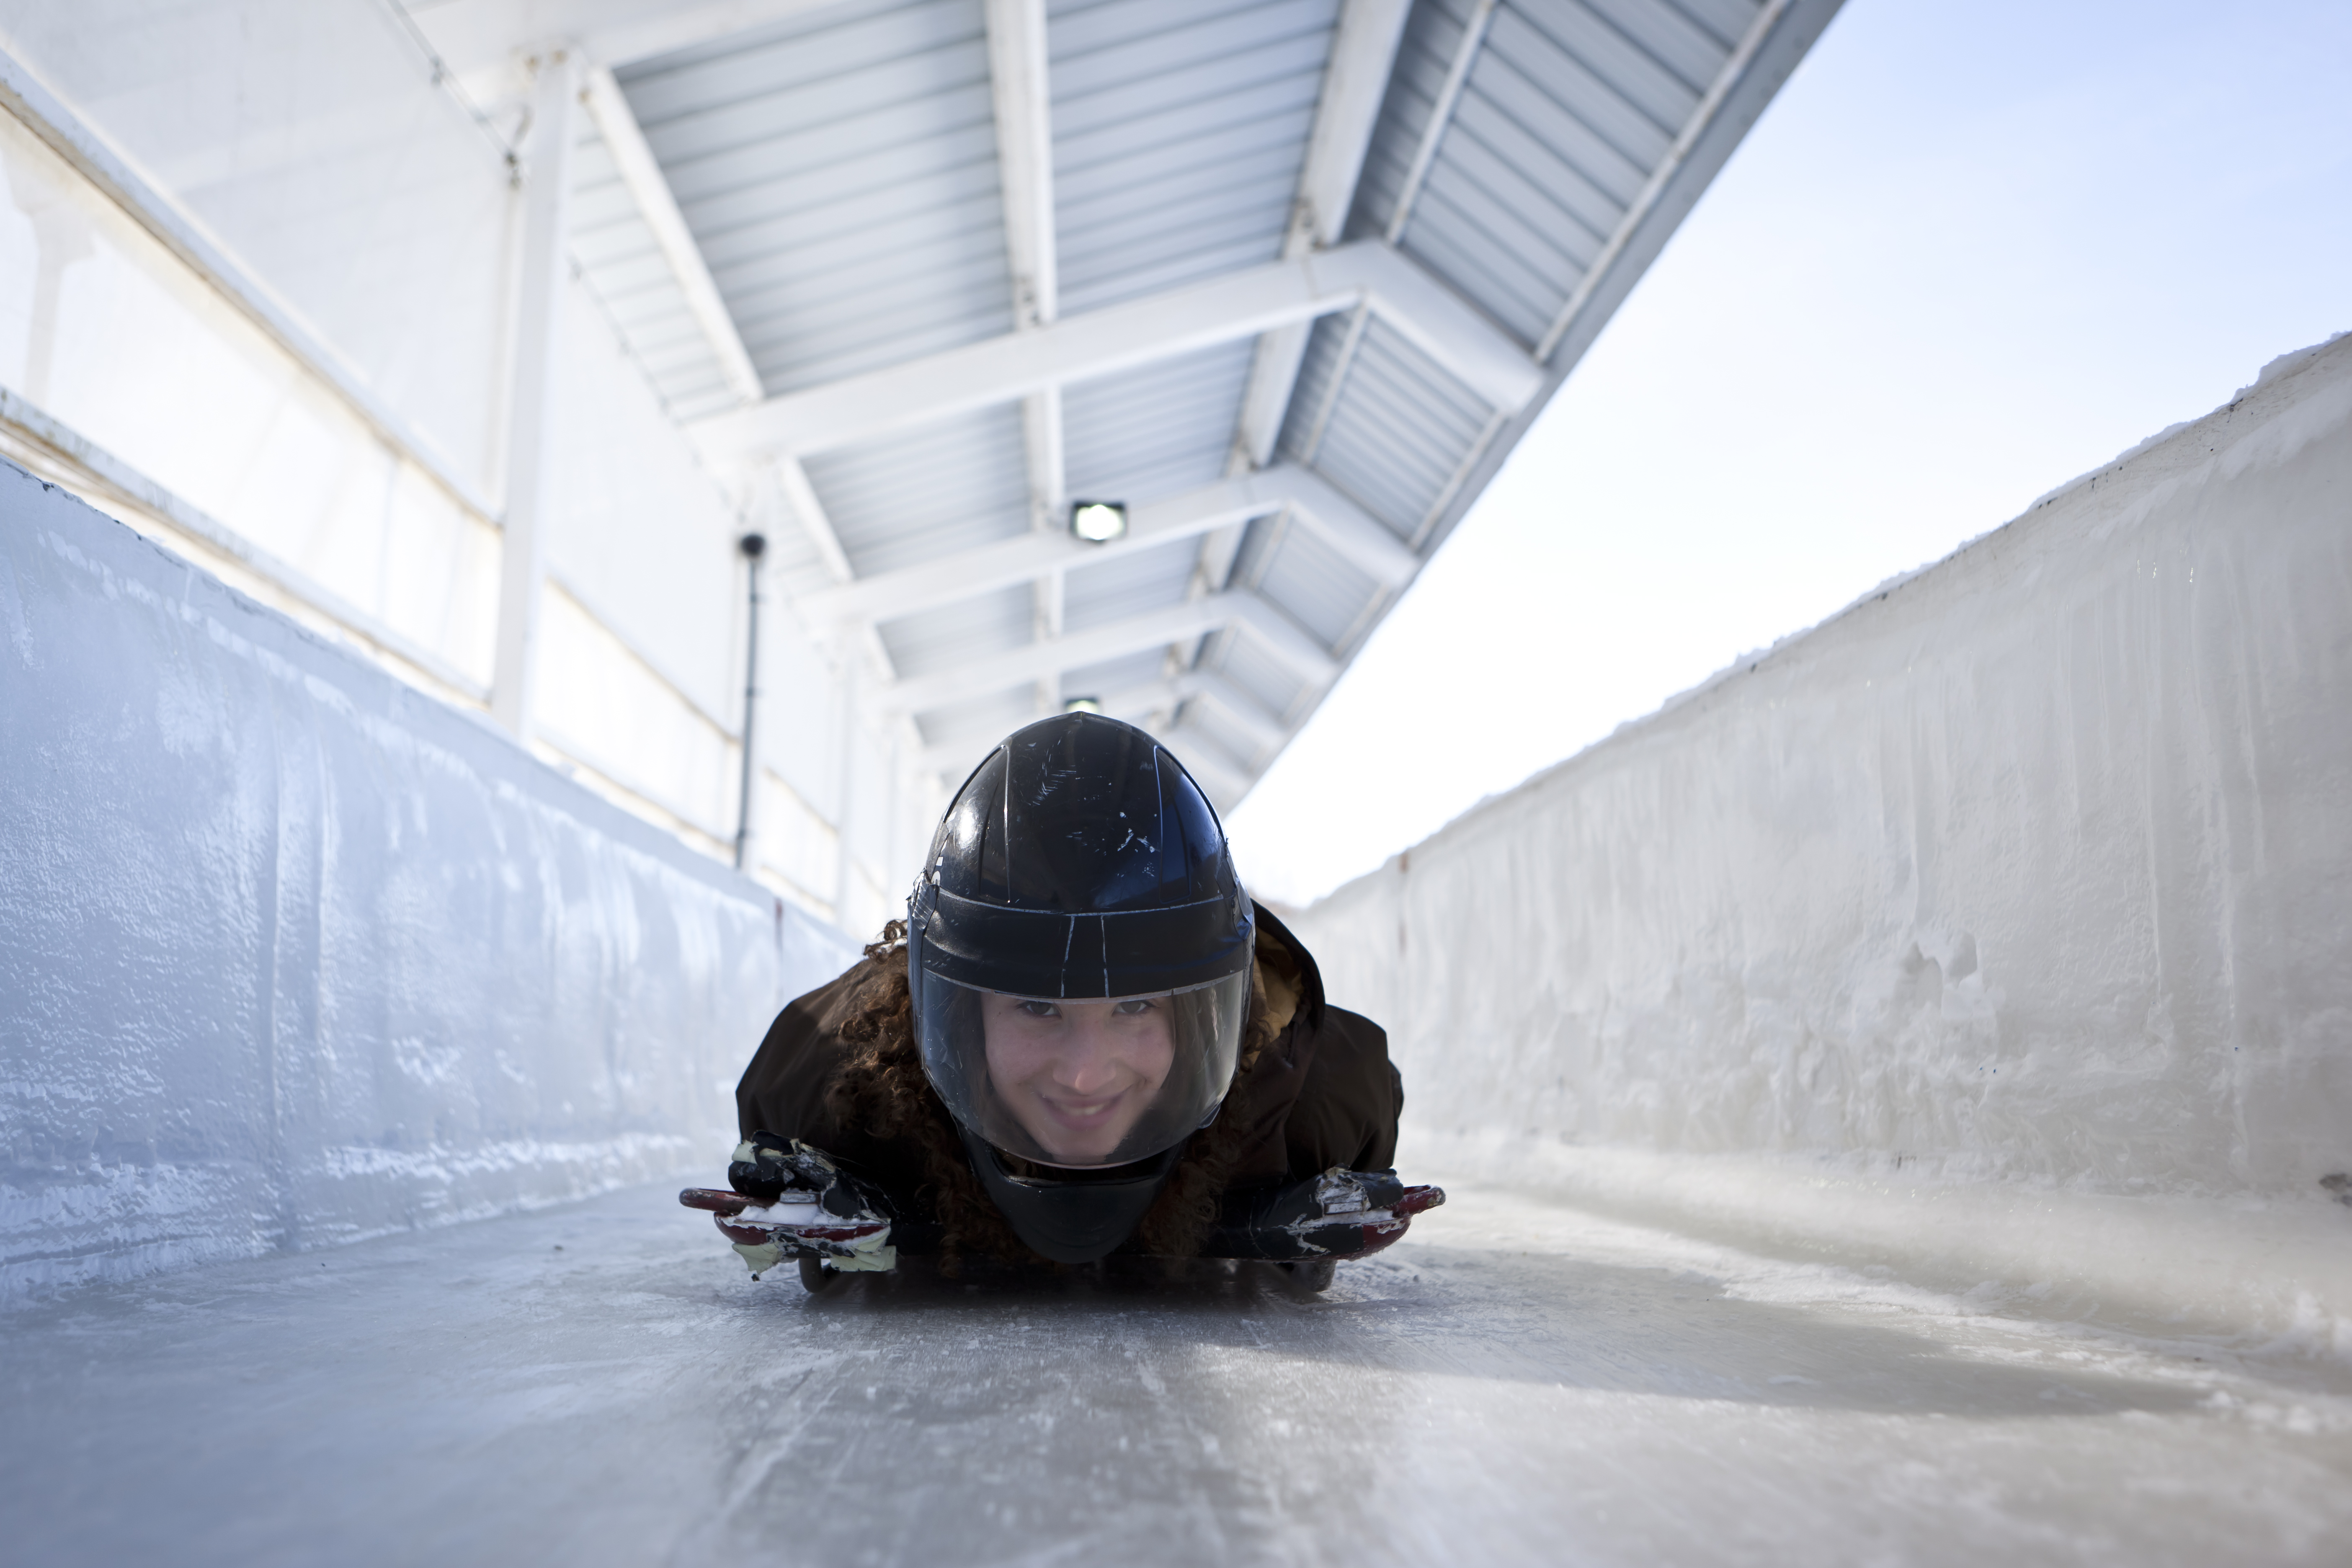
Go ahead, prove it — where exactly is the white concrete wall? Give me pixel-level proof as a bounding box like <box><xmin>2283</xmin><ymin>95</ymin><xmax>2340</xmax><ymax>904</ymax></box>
<box><xmin>0</xmin><ymin>463</ymin><xmax>862</xmax><ymax>1304</ymax></box>
<box><xmin>1294</xmin><ymin>335</ymin><xmax>2352</xmax><ymax>1346</ymax></box>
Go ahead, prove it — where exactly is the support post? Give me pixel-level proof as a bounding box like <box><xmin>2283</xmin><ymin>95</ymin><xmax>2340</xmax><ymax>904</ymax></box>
<box><xmin>490</xmin><ymin>49</ymin><xmax>581</xmax><ymax>742</ymax></box>
<box><xmin>733</xmin><ymin>531</ymin><xmax>766</xmax><ymax>870</ymax></box>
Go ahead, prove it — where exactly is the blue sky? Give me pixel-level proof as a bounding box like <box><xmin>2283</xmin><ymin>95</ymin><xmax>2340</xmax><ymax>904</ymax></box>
<box><xmin>1228</xmin><ymin>0</ymin><xmax>2352</xmax><ymax>906</ymax></box>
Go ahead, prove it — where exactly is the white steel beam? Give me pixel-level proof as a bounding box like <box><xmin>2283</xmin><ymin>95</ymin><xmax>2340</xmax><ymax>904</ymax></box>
<box><xmin>692</xmin><ymin>255</ymin><xmax>1345</xmax><ymax>462</ymax></box>
<box><xmin>578</xmin><ymin>64</ymin><xmax>762</xmax><ymax>404</ymax></box>
<box><xmin>1298</xmin><ymin>0</ymin><xmax>1416</xmax><ymax>254</ymax></box>
<box><xmin>1223</xmin><ymin>592</ymin><xmax>1344</xmax><ymax>687</ymax></box>
<box><xmin>403</xmin><ymin>0</ymin><xmax>843</xmax><ymax>87</ymax></box>
<box><xmin>490</xmin><ymin>49</ymin><xmax>581</xmax><ymax>741</ymax></box>
<box><xmin>802</xmin><ymin>474</ymin><xmax>1271</xmax><ymax>628</ymax></box>
<box><xmin>984</xmin><ymin>0</ymin><xmax>1064</xmax><ymax>710</ymax></box>
<box><xmin>1271</xmin><ymin>464</ymin><xmax>1419</xmax><ymax>588</ymax></box>
<box><xmin>1534</xmin><ymin>0</ymin><xmax>1792</xmax><ymax>361</ymax></box>
<box><xmin>1330</xmin><ymin>240</ymin><xmax>1540</xmax><ymax>408</ymax></box>
<box><xmin>771</xmin><ymin>454</ymin><xmax>898</xmax><ymax>683</ymax></box>
<box><xmin>1021</xmin><ymin>385</ymin><xmax>1068</xmax><ymax>703</ymax></box>
<box><xmin>772</xmin><ymin>454</ymin><xmax>852</xmax><ymax>585</ymax></box>
<box><xmin>687</xmin><ymin>241</ymin><xmax>1540</xmax><ymax>464</ymax></box>
<box><xmin>795</xmin><ymin>464</ymin><xmax>1415</xmax><ymax>629</ymax></box>
<box><xmin>985</xmin><ymin>0</ymin><xmax>1057</xmax><ymax>333</ymax></box>
<box><xmin>1384</xmin><ymin>0</ymin><xmax>1498</xmax><ymax>246</ymax></box>
<box><xmin>915</xmin><ymin>666</ymin><xmax>1294</xmax><ymax>781</ymax></box>
<box><xmin>879</xmin><ymin>591</ymin><xmax>1336</xmax><ymax>717</ymax></box>
<box><xmin>1273</xmin><ymin>0</ymin><xmax>1496</xmax><ymax>493</ymax></box>
<box><xmin>1151</xmin><ymin>730</ymin><xmax>1252</xmax><ymax>809</ymax></box>
<box><xmin>918</xmin><ymin>673</ymin><xmax>1201</xmax><ymax>778</ymax></box>
<box><xmin>1230</xmin><ymin>0</ymin><xmax>1413</xmax><ymax>469</ymax></box>
<box><xmin>916</xmin><ymin>671</ymin><xmax>1289</xmax><ymax>802</ymax></box>
<box><xmin>880</xmin><ymin>599</ymin><xmax>1230</xmax><ymax>718</ymax></box>
<box><xmin>1188</xmin><ymin>671</ymin><xmax>1291</xmax><ymax>757</ymax></box>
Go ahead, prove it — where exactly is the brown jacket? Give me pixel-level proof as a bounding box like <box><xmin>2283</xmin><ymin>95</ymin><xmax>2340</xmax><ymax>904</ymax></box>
<box><xmin>734</xmin><ymin>905</ymin><xmax>1401</xmax><ymax>1211</ymax></box>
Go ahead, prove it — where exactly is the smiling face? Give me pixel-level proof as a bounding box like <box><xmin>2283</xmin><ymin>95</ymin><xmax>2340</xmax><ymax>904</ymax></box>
<box><xmin>978</xmin><ymin>992</ymin><xmax>1178</xmax><ymax>1165</ymax></box>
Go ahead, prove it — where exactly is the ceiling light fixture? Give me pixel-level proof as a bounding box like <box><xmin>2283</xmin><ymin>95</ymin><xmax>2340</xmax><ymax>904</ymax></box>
<box><xmin>1063</xmin><ymin>696</ymin><xmax>1103</xmax><ymax>714</ymax></box>
<box><xmin>1069</xmin><ymin>500</ymin><xmax>1127</xmax><ymax>543</ymax></box>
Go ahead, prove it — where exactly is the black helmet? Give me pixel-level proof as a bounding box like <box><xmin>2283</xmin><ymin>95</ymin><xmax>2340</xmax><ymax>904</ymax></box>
<box><xmin>905</xmin><ymin>712</ymin><xmax>1255</xmax><ymax>1262</ymax></box>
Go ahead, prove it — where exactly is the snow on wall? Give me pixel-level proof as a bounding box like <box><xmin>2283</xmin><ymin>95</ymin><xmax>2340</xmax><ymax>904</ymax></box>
<box><xmin>1292</xmin><ymin>335</ymin><xmax>2352</xmax><ymax>1329</ymax></box>
<box><xmin>0</xmin><ymin>463</ymin><xmax>861</xmax><ymax>1304</ymax></box>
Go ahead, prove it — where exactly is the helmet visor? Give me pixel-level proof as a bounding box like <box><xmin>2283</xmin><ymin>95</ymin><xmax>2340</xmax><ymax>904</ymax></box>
<box><xmin>913</xmin><ymin>967</ymin><xmax>1248</xmax><ymax>1168</ymax></box>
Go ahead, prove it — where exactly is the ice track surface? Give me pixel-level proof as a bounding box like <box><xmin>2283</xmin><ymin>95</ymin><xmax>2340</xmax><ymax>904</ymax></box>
<box><xmin>6</xmin><ymin>1179</ymin><xmax>2349</xmax><ymax>1567</ymax></box>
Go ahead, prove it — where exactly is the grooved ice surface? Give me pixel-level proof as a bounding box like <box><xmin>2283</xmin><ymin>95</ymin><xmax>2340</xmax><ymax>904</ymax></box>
<box><xmin>6</xmin><ymin>1178</ymin><xmax>2349</xmax><ymax>1567</ymax></box>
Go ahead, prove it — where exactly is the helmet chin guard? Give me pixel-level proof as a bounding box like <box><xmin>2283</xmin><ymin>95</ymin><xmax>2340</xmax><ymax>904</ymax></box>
<box><xmin>957</xmin><ymin>1129</ymin><xmax>1185</xmax><ymax>1264</ymax></box>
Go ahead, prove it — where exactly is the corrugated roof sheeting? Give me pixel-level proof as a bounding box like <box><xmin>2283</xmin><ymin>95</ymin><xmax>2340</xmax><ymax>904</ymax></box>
<box><xmin>618</xmin><ymin>0</ymin><xmax>1016</xmax><ymax>396</ymax></box>
<box><xmin>759</xmin><ymin>505</ymin><xmax>835</xmax><ymax>598</ymax></box>
<box><xmin>1176</xmin><ymin>698</ymin><xmax>1267</xmax><ymax>774</ymax></box>
<box><xmin>916</xmin><ymin>683</ymin><xmax>1037</xmax><ymax>749</ymax></box>
<box><xmin>881</xmin><ymin>582</ymin><xmax>1034</xmax><ymax>681</ymax></box>
<box><xmin>1062</xmin><ymin>341</ymin><xmax>1256</xmax><ymax>505</ymax></box>
<box><xmin>1206</xmin><ymin>624</ymin><xmax>1311</xmax><ymax>725</ymax></box>
<box><xmin>576</xmin><ymin>0</ymin><xmax>1826</xmax><ymax>805</ymax></box>
<box><xmin>1157</xmin><ymin>726</ymin><xmax>1251</xmax><ymax>802</ymax></box>
<box><xmin>1050</xmin><ymin>0</ymin><xmax>1338</xmax><ymax>315</ymax></box>
<box><xmin>1281</xmin><ymin>315</ymin><xmax>1492</xmax><ymax>539</ymax></box>
<box><xmin>1277</xmin><ymin>312</ymin><xmax>1357</xmax><ymax>467</ymax></box>
<box><xmin>567</xmin><ymin>127</ymin><xmax>742</xmax><ymax>421</ymax></box>
<box><xmin>1061</xmin><ymin>537</ymin><xmax>1202</xmax><ymax>635</ymax></box>
<box><xmin>1061</xmin><ymin>648</ymin><xmax>1168</xmax><ymax>702</ymax></box>
<box><xmin>802</xmin><ymin>404</ymin><xmax>1030</xmax><ymax>578</ymax></box>
<box><xmin>1351</xmin><ymin>0</ymin><xmax>1754</xmax><ymax>345</ymax></box>
<box><xmin>1348</xmin><ymin>0</ymin><xmax>1476</xmax><ymax>239</ymax></box>
<box><xmin>1250</xmin><ymin>521</ymin><xmax>1383</xmax><ymax>652</ymax></box>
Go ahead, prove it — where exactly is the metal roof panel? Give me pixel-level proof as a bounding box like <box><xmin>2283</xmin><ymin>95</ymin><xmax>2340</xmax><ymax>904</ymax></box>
<box><xmin>1060</xmin><ymin>649</ymin><xmax>1170</xmax><ymax>702</ymax></box>
<box><xmin>594</xmin><ymin>0</ymin><xmax>1826</xmax><ymax>806</ymax></box>
<box><xmin>1050</xmin><ymin>0</ymin><xmax>1336</xmax><ymax>313</ymax></box>
<box><xmin>803</xmin><ymin>404</ymin><xmax>1031</xmax><ymax>579</ymax></box>
<box><xmin>1061</xmin><ymin>540</ymin><xmax>1201</xmax><ymax>636</ymax></box>
<box><xmin>1063</xmin><ymin>340</ymin><xmax>1256</xmax><ymax>504</ymax></box>
<box><xmin>620</xmin><ymin>0</ymin><xmax>1014</xmax><ymax>399</ymax></box>
<box><xmin>1671</xmin><ymin>0</ymin><xmax>1768</xmax><ymax>49</ymax></box>
<box><xmin>916</xmin><ymin>683</ymin><xmax>1038</xmax><ymax>748</ymax></box>
<box><xmin>1205</xmin><ymin>623</ymin><xmax>1309</xmax><ymax>724</ymax></box>
<box><xmin>880</xmin><ymin>581</ymin><xmax>1034</xmax><ymax>680</ymax></box>
<box><xmin>1505</xmin><ymin>0</ymin><xmax>1705</xmax><ymax>129</ymax></box>
<box><xmin>1289</xmin><ymin>316</ymin><xmax>1492</xmax><ymax>538</ymax></box>
<box><xmin>1250</xmin><ymin>522</ymin><xmax>1382</xmax><ymax>652</ymax></box>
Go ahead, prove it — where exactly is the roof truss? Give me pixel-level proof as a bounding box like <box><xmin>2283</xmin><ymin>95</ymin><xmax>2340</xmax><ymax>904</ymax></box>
<box><xmin>798</xmin><ymin>463</ymin><xmax>1414</xmax><ymax>631</ymax></box>
<box><xmin>576</xmin><ymin>64</ymin><xmax>762</xmax><ymax>405</ymax></box>
<box><xmin>402</xmin><ymin>0</ymin><xmax>844</xmax><ymax>92</ymax></box>
<box><xmin>877</xmin><ymin>590</ymin><xmax>1338</xmax><ymax>719</ymax></box>
<box><xmin>1229</xmin><ymin>0</ymin><xmax>1413</xmax><ymax>472</ymax></box>
<box><xmin>984</xmin><ymin>0</ymin><xmax>1065</xmax><ymax>710</ymax></box>
<box><xmin>686</xmin><ymin>240</ymin><xmax>1543</xmax><ymax>465</ymax></box>
<box><xmin>918</xmin><ymin>667</ymin><xmax>1284</xmax><ymax>775</ymax></box>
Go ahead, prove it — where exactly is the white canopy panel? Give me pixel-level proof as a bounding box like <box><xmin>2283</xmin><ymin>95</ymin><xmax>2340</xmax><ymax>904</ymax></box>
<box><xmin>433</xmin><ymin>0</ymin><xmax>1845</xmax><ymax>808</ymax></box>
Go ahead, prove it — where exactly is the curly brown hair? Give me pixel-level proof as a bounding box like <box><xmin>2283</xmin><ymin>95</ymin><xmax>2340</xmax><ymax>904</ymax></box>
<box><xmin>826</xmin><ymin>920</ymin><xmax>1280</xmax><ymax>1271</ymax></box>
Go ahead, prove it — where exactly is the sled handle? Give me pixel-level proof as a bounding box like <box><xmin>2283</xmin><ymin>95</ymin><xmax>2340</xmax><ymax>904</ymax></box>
<box><xmin>679</xmin><ymin>1187</ymin><xmax>753</xmax><ymax>1216</ymax></box>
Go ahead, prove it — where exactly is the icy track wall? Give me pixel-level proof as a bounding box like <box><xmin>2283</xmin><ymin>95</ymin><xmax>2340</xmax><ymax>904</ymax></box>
<box><xmin>1295</xmin><ymin>334</ymin><xmax>2352</xmax><ymax>1342</ymax></box>
<box><xmin>0</xmin><ymin>466</ymin><xmax>861</xmax><ymax>1304</ymax></box>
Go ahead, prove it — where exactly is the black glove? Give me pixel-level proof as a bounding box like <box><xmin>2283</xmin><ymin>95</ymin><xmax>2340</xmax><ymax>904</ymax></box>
<box><xmin>727</xmin><ymin>1132</ymin><xmax>894</xmax><ymax>1220</ymax></box>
